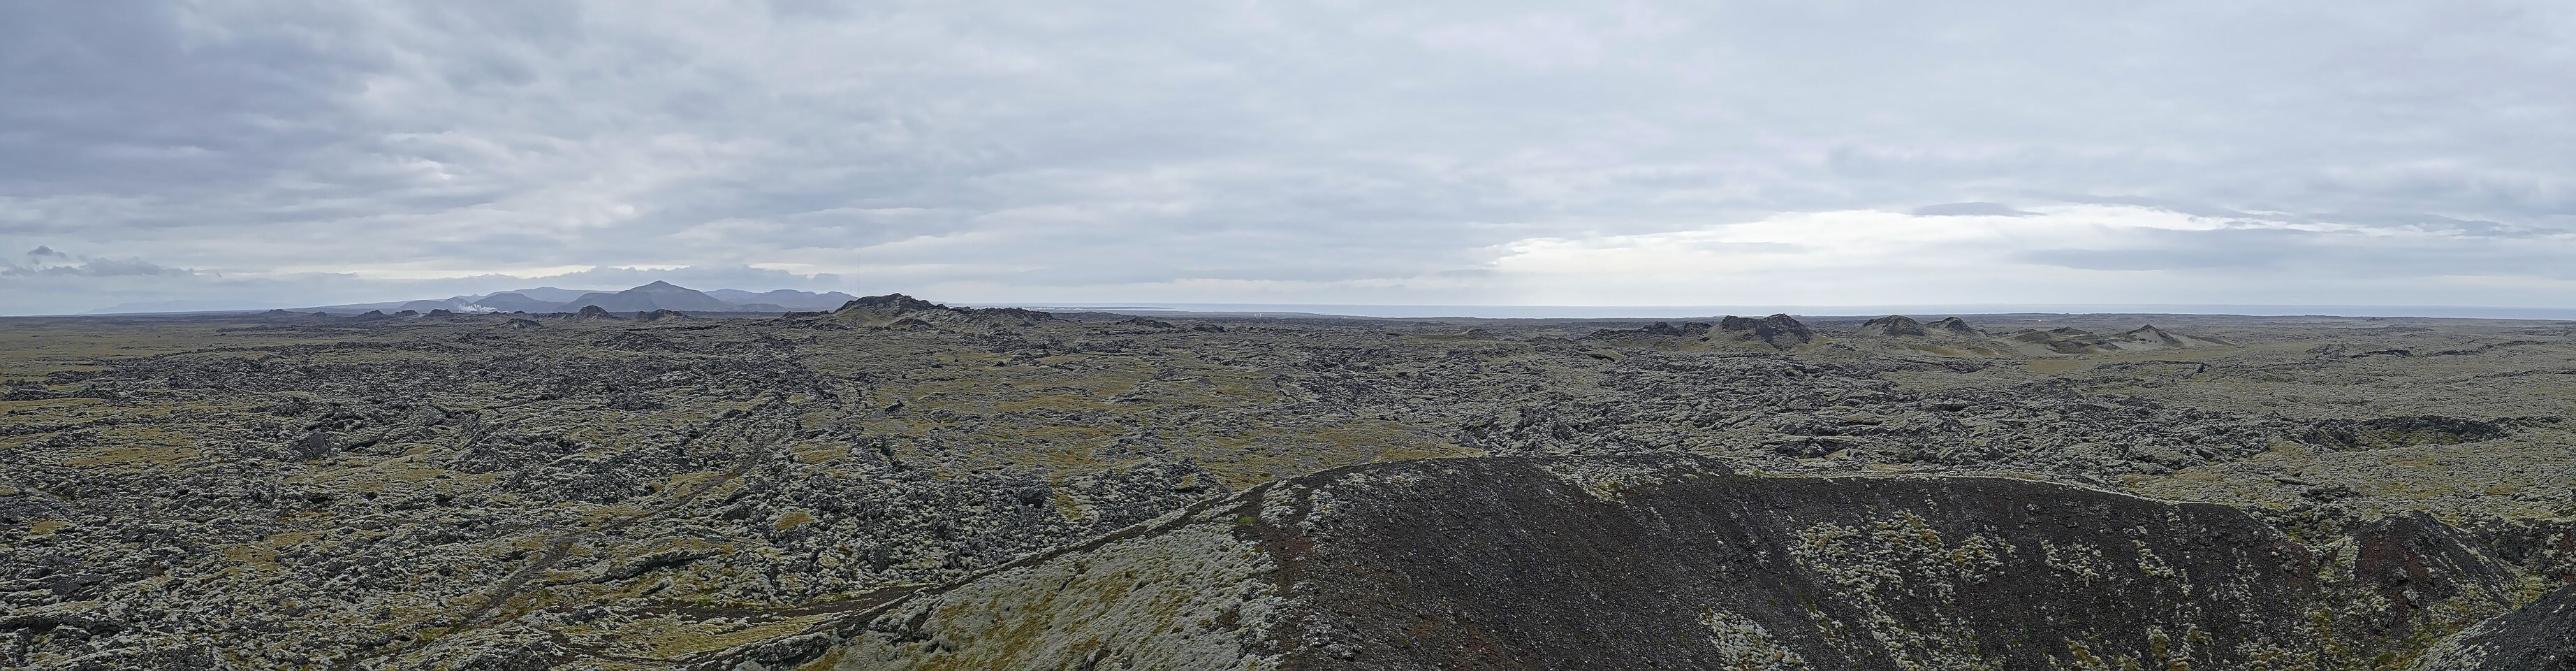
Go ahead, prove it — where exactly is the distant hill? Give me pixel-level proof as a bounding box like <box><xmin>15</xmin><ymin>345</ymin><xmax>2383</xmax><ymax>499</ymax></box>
<box><xmin>469</xmin><ymin>292</ymin><xmax>557</xmax><ymax>312</ymax></box>
<box><xmin>278</xmin><ymin>282</ymin><xmax>864</xmax><ymax>315</ymax></box>
<box><xmin>490</xmin><ymin>287</ymin><xmax>598</xmax><ymax>303</ymax></box>
<box><xmin>554</xmin><ymin>281</ymin><xmax>736</xmax><ymax>312</ymax></box>
<box><xmin>705</xmin><ymin>289</ymin><xmax>861</xmax><ymax>311</ymax></box>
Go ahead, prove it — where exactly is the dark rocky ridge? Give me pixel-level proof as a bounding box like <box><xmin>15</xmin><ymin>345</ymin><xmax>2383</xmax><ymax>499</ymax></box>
<box><xmin>830</xmin><ymin>293</ymin><xmax>1054</xmax><ymax>329</ymax></box>
<box><xmin>745</xmin><ymin>456</ymin><xmax>2542</xmax><ymax>670</ymax></box>
<box><xmin>1718</xmin><ymin>313</ymin><xmax>1814</xmax><ymax>349</ymax></box>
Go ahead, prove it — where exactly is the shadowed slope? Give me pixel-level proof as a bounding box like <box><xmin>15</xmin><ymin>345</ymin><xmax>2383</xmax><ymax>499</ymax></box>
<box><xmin>717</xmin><ymin>455</ymin><xmax>2537</xmax><ymax>671</ymax></box>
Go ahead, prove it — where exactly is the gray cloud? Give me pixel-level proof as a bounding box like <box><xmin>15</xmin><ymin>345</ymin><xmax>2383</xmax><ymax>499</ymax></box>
<box><xmin>2</xmin><ymin>247</ymin><xmax>196</xmax><ymax>279</ymax></box>
<box><xmin>1912</xmin><ymin>203</ymin><xmax>2038</xmax><ymax>217</ymax></box>
<box><xmin>2015</xmin><ymin>225</ymin><xmax>2576</xmax><ymax>280</ymax></box>
<box><xmin>0</xmin><ymin>261</ymin><xmax>849</xmax><ymax>316</ymax></box>
<box><xmin>62</xmin><ymin>257</ymin><xmax>191</xmax><ymax>277</ymax></box>
<box><xmin>5</xmin><ymin>1</ymin><xmax>2576</xmax><ymax>314</ymax></box>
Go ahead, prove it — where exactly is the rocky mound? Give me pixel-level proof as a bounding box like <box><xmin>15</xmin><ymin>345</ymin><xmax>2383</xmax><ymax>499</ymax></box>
<box><xmin>1583</xmin><ymin>321</ymin><xmax>1713</xmax><ymax>340</ymax></box>
<box><xmin>1718</xmin><ymin>314</ymin><xmax>1813</xmax><ymax>349</ymax></box>
<box><xmin>1929</xmin><ymin>316</ymin><xmax>1981</xmax><ymax>335</ymax></box>
<box><xmin>2004</xmin><ymin>324</ymin><xmax>2232</xmax><ymax>354</ymax></box>
<box><xmin>830</xmin><ymin>294</ymin><xmax>1053</xmax><ymax>329</ymax></box>
<box><xmin>566</xmin><ymin>305</ymin><xmax>620</xmax><ymax>320</ymax></box>
<box><xmin>708</xmin><ymin>456</ymin><xmax>2533</xmax><ymax>670</ymax></box>
<box><xmin>1858</xmin><ymin>315</ymin><xmax>1929</xmax><ymax>336</ymax></box>
<box><xmin>2005</xmin><ymin>327</ymin><xmax>2117</xmax><ymax>354</ymax></box>
<box><xmin>837</xmin><ymin>293</ymin><xmax>943</xmax><ymax>313</ymax></box>
<box><xmin>2114</xmin><ymin>324</ymin><xmax>2232</xmax><ymax>348</ymax></box>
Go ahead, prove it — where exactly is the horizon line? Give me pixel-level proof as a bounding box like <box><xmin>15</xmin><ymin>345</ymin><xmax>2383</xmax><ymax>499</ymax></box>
<box><xmin>29</xmin><ymin>301</ymin><xmax>2576</xmax><ymax>322</ymax></box>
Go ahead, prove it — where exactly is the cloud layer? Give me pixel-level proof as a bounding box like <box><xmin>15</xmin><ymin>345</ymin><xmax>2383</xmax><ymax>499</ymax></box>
<box><xmin>4</xmin><ymin>1</ymin><xmax>2574</xmax><ymax>314</ymax></box>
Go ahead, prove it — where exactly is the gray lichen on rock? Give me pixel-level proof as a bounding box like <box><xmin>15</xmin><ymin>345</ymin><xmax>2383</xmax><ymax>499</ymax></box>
<box><xmin>1704</xmin><ymin>609</ymin><xmax>1814</xmax><ymax>671</ymax></box>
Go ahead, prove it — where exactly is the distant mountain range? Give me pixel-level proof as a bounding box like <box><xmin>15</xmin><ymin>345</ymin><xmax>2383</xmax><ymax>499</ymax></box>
<box><xmin>300</xmin><ymin>282</ymin><xmax>859</xmax><ymax>315</ymax></box>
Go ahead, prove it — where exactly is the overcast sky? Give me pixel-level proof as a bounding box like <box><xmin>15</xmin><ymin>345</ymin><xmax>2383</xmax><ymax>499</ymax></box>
<box><xmin>4</xmin><ymin>1</ymin><xmax>2575</xmax><ymax>315</ymax></box>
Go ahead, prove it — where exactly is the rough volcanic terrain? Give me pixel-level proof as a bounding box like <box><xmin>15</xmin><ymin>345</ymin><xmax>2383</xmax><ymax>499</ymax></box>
<box><xmin>2</xmin><ymin>299</ymin><xmax>2572</xmax><ymax>669</ymax></box>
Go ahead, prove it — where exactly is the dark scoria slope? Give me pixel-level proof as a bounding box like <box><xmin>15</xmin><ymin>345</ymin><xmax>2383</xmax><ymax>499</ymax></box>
<box><xmin>725</xmin><ymin>455</ymin><xmax>2542</xmax><ymax>671</ymax></box>
<box><xmin>2423</xmin><ymin>582</ymin><xmax>2576</xmax><ymax>670</ymax></box>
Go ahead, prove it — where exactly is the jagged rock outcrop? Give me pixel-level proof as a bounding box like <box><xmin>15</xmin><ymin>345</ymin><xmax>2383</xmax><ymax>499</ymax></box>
<box><xmin>1859</xmin><ymin>315</ymin><xmax>1929</xmax><ymax>336</ymax></box>
<box><xmin>717</xmin><ymin>455</ymin><xmax>2532</xmax><ymax>670</ymax></box>
<box><xmin>1718</xmin><ymin>314</ymin><xmax>1813</xmax><ymax>349</ymax></box>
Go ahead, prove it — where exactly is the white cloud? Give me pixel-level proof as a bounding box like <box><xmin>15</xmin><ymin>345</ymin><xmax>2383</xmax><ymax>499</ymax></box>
<box><xmin>1482</xmin><ymin>205</ymin><xmax>2576</xmax><ymax>305</ymax></box>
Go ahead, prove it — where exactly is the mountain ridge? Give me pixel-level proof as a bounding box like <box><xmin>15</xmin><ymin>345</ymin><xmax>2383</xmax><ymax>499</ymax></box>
<box><xmin>284</xmin><ymin>282</ymin><xmax>860</xmax><ymax>315</ymax></box>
